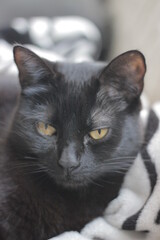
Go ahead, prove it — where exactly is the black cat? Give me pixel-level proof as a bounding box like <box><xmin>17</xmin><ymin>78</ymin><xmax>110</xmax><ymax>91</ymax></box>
<box><xmin>0</xmin><ymin>46</ymin><xmax>146</xmax><ymax>240</ymax></box>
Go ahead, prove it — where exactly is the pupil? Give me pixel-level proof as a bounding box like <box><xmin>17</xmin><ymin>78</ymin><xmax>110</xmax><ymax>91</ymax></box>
<box><xmin>98</xmin><ymin>129</ymin><xmax>101</xmax><ymax>134</ymax></box>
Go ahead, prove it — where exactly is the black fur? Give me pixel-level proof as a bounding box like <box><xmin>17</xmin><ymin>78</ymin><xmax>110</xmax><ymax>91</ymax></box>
<box><xmin>0</xmin><ymin>46</ymin><xmax>146</xmax><ymax>239</ymax></box>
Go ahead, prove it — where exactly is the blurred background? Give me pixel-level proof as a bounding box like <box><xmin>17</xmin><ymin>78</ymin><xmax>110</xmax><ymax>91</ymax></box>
<box><xmin>0</xmin><ymin>0</ymin><xmax>160</xmax><ymax>103</ymax></box>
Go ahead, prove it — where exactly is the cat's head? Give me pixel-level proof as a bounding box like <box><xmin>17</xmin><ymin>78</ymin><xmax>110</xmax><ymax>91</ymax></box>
<box><xmin>11</xmin><ymin>46</ymin><xmax>146</xmax><ymax>188</ymax></box>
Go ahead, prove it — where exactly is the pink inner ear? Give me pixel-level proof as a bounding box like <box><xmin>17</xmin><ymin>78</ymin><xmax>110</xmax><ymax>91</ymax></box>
<box><xmin>127</xmin><ymin>52</ymin><xmax>146</xmax><ymax>81</ymax></box>
<box><xmin>14</xmin><ymin>48</ymin><xmax>21</xmax><ymax>64</ymax></box>
<box><xmin>14</xmin><ymin>46</ymin><xmax>29</xmax><ymax>67</ymax></box>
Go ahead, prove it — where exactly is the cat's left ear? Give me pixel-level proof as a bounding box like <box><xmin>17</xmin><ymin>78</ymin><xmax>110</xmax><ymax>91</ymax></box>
<box><xmin>99</xmin><ymin>50</ymin><xmax>146</xmax><ymax>102</ymax></box>
<box><xmin>13</xmin><ymin>45</ymin><xmax>52</xmax><ymax>89</ymax></box>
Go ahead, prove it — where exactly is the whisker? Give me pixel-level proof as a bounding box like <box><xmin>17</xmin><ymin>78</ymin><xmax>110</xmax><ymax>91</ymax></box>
<box><xmin>85</xmin><ymin>176</ymin><xmax>104</xmax><ymax>188</ymax></box>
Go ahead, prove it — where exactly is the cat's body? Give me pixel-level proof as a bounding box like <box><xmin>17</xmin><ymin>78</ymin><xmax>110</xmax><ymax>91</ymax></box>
<box><xmin>0</xmin><ymin>46</ymin><xmax>146</xmax><ymax>240</ymax></box>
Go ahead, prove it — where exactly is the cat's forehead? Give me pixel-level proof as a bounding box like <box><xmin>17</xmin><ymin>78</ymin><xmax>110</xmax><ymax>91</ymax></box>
<box><xmin>56</xmin><ymin>61</ymin><xmax>106</xmax><ymax>83</ymax></box>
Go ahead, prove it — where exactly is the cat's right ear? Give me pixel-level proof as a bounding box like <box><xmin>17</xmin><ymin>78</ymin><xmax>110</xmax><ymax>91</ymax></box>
<box><xmin>13</xmin><ymin>45</ymin><xmax>52</xmax><ymax>89</ymax></box>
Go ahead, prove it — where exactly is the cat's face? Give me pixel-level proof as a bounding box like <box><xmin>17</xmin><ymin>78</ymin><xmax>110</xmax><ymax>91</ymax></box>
<box><xmin>11</xmin><ymin>46</ymin><xmax>146</xmax><ymax>188</ymax></box>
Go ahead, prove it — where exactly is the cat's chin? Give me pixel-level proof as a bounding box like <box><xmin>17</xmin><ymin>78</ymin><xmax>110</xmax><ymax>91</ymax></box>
<box><xmin>54</xmin><ymin>176</ymin><xmax>90</xmax><ymax>189</ymax></box>
<box><xmin>59</xmin><ymin>181</ymin><xmax>87</xmax><ymax>189</ymax></box>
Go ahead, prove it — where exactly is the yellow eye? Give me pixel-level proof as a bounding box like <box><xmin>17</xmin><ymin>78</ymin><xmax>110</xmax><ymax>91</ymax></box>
<box><xmin>89</xmin><ymin>128</ymin><xmax>108</xmax><ymax>140</ymax></box>
<box><xmin>36</xmin><ymin>122</ymin><xmax>56</xmax><ymax>136</ymax></box>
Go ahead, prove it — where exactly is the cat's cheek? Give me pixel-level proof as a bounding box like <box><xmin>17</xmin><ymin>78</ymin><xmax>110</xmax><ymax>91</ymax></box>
<box><xmin>32</xmin><ymin>136</ymin><xmax>58</xmax><ymax>154</ymax></box>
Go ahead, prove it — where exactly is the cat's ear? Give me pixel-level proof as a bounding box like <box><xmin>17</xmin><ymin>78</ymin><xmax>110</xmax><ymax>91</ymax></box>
<box><xmin>99</xmin><ymin>50</ymin><xmax>146</xmax><ymax>102</ymax></box>
<box><xmin>13</xmin><ymin>45</ymin><xmax>52</xmax><ymax>88</ymax></box>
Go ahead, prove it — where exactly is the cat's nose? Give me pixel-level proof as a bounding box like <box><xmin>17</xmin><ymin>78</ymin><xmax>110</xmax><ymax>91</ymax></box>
<box><xmin>58</xmin><ymin>143</ymin><xmax>80</xmax><ymax>170</ymax></box>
